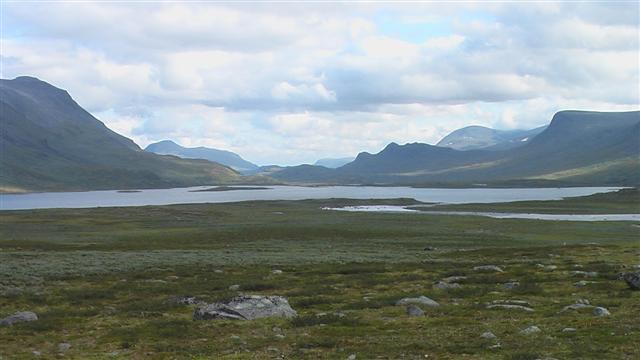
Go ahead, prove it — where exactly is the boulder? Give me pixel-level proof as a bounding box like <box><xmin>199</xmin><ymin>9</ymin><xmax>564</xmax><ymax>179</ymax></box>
<box><xmin>570</xmin><ymin>271</ymin><xmax>598</xmax><ymax>278</ymax></box>
<box><xmin>395</xmin><ymin>296</ymin><xmax>439</xmax><ymax>307</ymax></box>
<box><xmin>593</xmin><ymin>307</ymin><xmax>610</xmax><ymax>317</ymax></box>
<box><xmin>503</xmin><ymin>282</ymin><xmax>520</xmax><ymax>290</ymax></box>
<box><xmin>194</xmin><ymin>295</ymin><xmax>297</xmax><ymax>321</ymax></box>
<box><xmin>433</xmin><ymin>281</ymin><xmax>461</xmax><ymax>290</ymax></box>
<box><xmin>0</xmin><ymin>311</ymin><xmax>38</xmax><ymax>326</ymax></box>
<box><xmin>406</xmin><ymin>305</ymin><xmax>424</xmax><ymax>317</ymax></box>
<box><xmin>622</xmin><ymin>272</ymin><xmax>640</xmax><ymax>290</ymax></box>
<box><xmin>520</xmin><ymin>325</ymin><xmax>541</xmax><ymax>335</ymax></box>
<box><xmin>480</xmin><ymin>331</ymin><xmax>497</xmax><ymax>340</ymax></box>
<box><xmin>473</xmin><ymin>265</ymin><xmax>504</xmax><ymax>273</ymax></box>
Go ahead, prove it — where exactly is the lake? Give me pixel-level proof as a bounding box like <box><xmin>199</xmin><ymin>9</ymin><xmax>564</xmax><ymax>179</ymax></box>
<box><xmin>0</xmin><ymin>186</ymin><xmax>624</xmax><ymax>210</ymax></box>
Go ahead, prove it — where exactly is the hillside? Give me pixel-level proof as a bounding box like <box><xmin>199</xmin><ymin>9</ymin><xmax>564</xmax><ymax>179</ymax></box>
<box><xmin>0</xmin><ymin>77</ymin><xmax>240</xmax><ymax>192</ymax></box>
<box><xmin>436</xmin><ymin>125</ymin><xmax>547</xmax><ymax>151</ymax></box>
<box><xmin>314</xmin><ymin>157</ymin><xmax>355</xmax><ymax>168</ymax></box>
<box><xmin>272</xmin><ymin>110</ymin><xmax>640</xmax><ymax>186</ymax></box>
<box><xmin>145</xmin><ymin>140</ymin><xmax>259</xmax><ymax>174</ymax></box>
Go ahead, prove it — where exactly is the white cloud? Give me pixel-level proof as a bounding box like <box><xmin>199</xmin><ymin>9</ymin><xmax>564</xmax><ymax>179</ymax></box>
<box><xmin>2</xmin><ymin>2</ymin><xmax>638</xmax><ymax>164</ymax></box>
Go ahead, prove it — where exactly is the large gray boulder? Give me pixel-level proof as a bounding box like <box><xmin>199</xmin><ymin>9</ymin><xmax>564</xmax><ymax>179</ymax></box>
<box><xmin>193</xmin><ymin>295</ymin><xmax>297</xmax><ymax>321</ymax></box>
<box><xmin>0</xmin><ymin>311</ymin><xmax>38</xmax><ymax>326</ymax></box>
<box><xmin>395</xmin><ymin>296</ymin><xmax>440</xmax><ymax>307</ymax></box>
<box><xmin>622</xmin><ymin>272</ymin><xmax>640</xmax><ymax>290</ymax></box>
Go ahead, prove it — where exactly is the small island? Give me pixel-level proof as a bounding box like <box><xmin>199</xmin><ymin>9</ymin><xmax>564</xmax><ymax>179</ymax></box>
<box><xmin>189</xmin><ymin>186</ymin><xmax>271</xmax><ymax>192</ymax></box>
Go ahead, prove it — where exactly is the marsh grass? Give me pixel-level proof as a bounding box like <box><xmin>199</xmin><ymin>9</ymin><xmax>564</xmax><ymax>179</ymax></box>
<box><xmin>1</xmin><ymin>197</ymin><xmax>639</xmax><ymax>358</ymax></box>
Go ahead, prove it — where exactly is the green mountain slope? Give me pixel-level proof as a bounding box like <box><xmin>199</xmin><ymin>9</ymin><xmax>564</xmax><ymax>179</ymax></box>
<box><xmin>145</xmin><ymin>140</ymin><xmax>259</xmax><ymax>174</ymax></box>
<box><xmin>0</xmin><ymin>77</ymin><xmax>239</xmax><ymax>192</ymax></box>
<box><xmin>272</xmin><ymin>110</ymin><xmax>640</xmax><ymax>186</ymax></box>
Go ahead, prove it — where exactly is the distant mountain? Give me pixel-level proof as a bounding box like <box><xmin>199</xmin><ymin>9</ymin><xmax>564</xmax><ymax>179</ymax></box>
<box><xmin>0</xmin><ymin>76</ymin><xmax>239</xmax><ymax>192</ymax></box>
<box><xmin>436</xmin><ymin>125</ymin><xmax>547</xmax><ymax>151</ymax></box>
<box><xmin>272</xmin><ymin>110</ymin><xmax>640</xmax><ymax>186</ymax></box>
<box><xmin>314</xmin><ymin>157</ymin><xmax>354</xmax><ymax>168</ymax></box>
<box><xmin>145</xmin><ymin>140</ymin><xmax>259</xmax><ymax>174</ymax></box>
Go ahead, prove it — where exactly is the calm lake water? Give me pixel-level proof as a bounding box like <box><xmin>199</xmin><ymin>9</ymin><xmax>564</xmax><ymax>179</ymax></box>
<box><xmin>0</xmin><ymin>186</ymin><xmax>624</xmax><ymax>210</ymax></box>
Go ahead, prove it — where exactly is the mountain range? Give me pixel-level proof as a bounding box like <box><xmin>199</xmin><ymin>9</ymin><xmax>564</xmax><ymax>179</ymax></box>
<box><xmin>145</xmin><ymin>140</ymin><xmax>259</xmax><ymax>174</ymax></box>
<box><xmin>0</xmin><ymin>77</ymin><xmax>241</xmax><ymax>192</ymax></box>
<box><xmin>436</xmin><ymin>125</ymin><xmax>547</xmax><ymax>151</ymax></box>
<box><xmin>1</xmin><ymin>76</ymin><xmax>638</xmax><ymax>192</ymax></box>
<box><xmin>270</xmin><ymin>110</ymin><xmax>640</xmax><ymax>186</ymax></box>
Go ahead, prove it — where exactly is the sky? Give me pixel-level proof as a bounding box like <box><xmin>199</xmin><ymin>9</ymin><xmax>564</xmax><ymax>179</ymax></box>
<box><xmin>1</xmin><ymin>1</ymin><xmax>639</xmax><ymax>165</ymax></box>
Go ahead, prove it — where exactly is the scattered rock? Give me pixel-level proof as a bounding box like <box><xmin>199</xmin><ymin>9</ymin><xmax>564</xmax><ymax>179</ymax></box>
<box><xmin>536</xmin><ymin>264</ymin><xmax>558</xmax><ymax>271</ymax></box>
<box><xmin>520</xmin><ymin>325</ymin><xmax>541</xmax><ymax>335</ymax></box>
<box><xmin>275</xmin><ymin>334</ymin><xmax>285</xmax><ymax>339</ymax></box>
<box><xmin>214</xmin><ymin>269</ymin><xmax>224</xmax><ymax>274</ymax></box>
<box><xmin>488</xmin><ymin>344</ymin><xmax>502</xmax><ymax>350</ymax></box>
<box><xmin>433</xmin><ymin>281</ymin><xmax>461</xmax><ymax>290</ymax></box>
<box><xmin>271</xmin><ymin>269</ymin><xmax>283</xmax><ymax>275</ymax></box>
<box><xmin>441</xmin><ymin>276</ymin><xmax>467</xmax><ymax>283</ymax></box>
<box><xmin>562</xmin><ymin>328</ymin><xmax>577</xmax><ymax>332</ymax></box>
<box><xmin>480</xmin><ymin>331</ymin><xmax>497</xmax><ymax>340</ymax></box>
<box><xmin>486</xmin><ymin>304</ymin><xmax>534</xmax><ymax>312</ymax></box>
<box><xmin>395</xmin><ymin>296</ymin><xmax>439</xmax><ymax>307</ymax></box>
<box><xmin>168</xmin><ymin>295</ymin><xmax>202</xmax><ymax>306</ymax></box>
<box><xmin>503</xmin><ymin>282</ymin><xmax>520</xmax><ymax>290</ymax></box>
<box><xmin>0</xmin><ymin>311</ymin><xmax>38</xmax><ymax>326</ymax></box>
<box><xmin>194</xmin><ymin>295</ymin><xmax>297</xmax><ymax>321</ymax></box>
<box><xmin>570</xmin><ymin>271</ymin><xmax>598</xmax><ymax>278</ymax></box>
<box><xmin>560</xmin><ymin>299</ymin><xmax>593</xmax><ymax>313</ymax></box>
<box><xmin>347</xmin><ymin>354</ymin><xmax>357</xmax><ymax>360</ymax></box>
<box><xmin>423</xmin><ymin>246</ymin><xmax>437</xmax><ymax>251</ymax></box>
<box><xmin>593</xmin><ymin>307</ymin><xmax>610</xmax><ymax>317</ymax></box>
<box><xmin>489</xmin><ymin>299</ymin><xmax>531</xmax><ymax>306</ymax></box>
<box><xmin>228</xmin><ymin>284</ymin><xmax>241</xmax><ymax>291</ymax></box>
<box><xmin>621</xmin><ymin>271</ymin><xmax>640</xmax><ymax>290</ymax></box>
<box><xmin>58</xmin><ymin>342</ymin><xmax>71</xmax><ymax>353</ymax></box>
<box><xmin>473</xmin><ymin>265</ymin><xmax>504</xmax><ymax>273</ymax></box>
<box><xmin>574</xmin><ymin>280</ymin><xmax>593</xmax><ymax>287</ymax></box>
<box><xmin>166</xmin><ymin>275</ymin><xmax>179</xmax><ymax>280</ymax></box>
<box><xmin>32</xmin><ymin>351</ymin><xmax>42</xmax><ymax>356</ymax></box>
<box><xmin>406</xmin><ymin>305</ymin><xmax>425</xmax><ymax>317</ymax></box>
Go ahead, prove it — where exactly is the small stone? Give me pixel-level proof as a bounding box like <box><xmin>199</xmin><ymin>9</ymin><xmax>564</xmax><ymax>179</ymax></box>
<box><xmin>214</xmin><ymin>269</ymin><xmax>224</xmax><ymax>274</ymax></box>
<box><xmin>486</xmin><ymin>304</ymin><xmax>534</xmax><ymax>312</ymax></box>
<box><xmin>503</xmin><ymin>282</ymin><xmax>520</xmax><ymax>290</ymax></box>
<box><xmin>622</xmin><ymin>271</ymin><xmax>640</xmax><ymax>290</ymax></box>
<box><xmin>574</xmin><ymin>280</ymin><xmax>590</xmax><ymax>287</ymax></box>
<box><xmin>32</xmin><ymin>351</ymin><xmax>42</xmax><ymax>356</ymax></box>
<box><xmin>166</xmin><ymin>275</ymin><xmax>179</xmax><ymax>280</ymax></box>
<box><xmin>406</xmin><ymin>305</ymin><xmax>425</xmax><ymax>317</ymax></box>
<box><xmin>271</xmin><ymin>269</ymin><xmax>283</xmax><ymax>275</ymax></box>
<box><xmin>440</xmin><ymin>276</ymin><xmax>467</xmax><ymax>283</ymax></box>
<box><xmin>593</xmin><ymin>307</ymin><xmax>610</xmax><ymax>317</ymax></box>
<box><xmin>396</xmin><ymin>296</ymin><xmax>439</xmax><ymax>307</ymax></box>
<box><xmin>0</xmin><ymin>311</ymin><xmax>38</xmax><ymax>326</ymax></box>
<box><xmin>473</xmin><ymin>265</ymin><xmax>504</xmax><ymax>273</ymax></box>
<box><xmin>570</xmin><ymin>271</ymin><xmax>598</xmax><ymax>278</ymax></box>
<box><xmin>562</xmin><ymin>327</ymin><xmax>577</xmax><ymax>332</ymax></box>
<box><xmin>480</xmin><ymin>331</ymin><xmax>497</xmax><ymax>340</ymax></box>
<box><xmin>433</xmin><ymin>281</ymin><xmax>461</xmax><ymax>290</ymax></box>
<box><xmin>488</xmin><ymin>344</ymin><xmax>502</xmax><ymax>349</ymax></box>
<box><xmin>228</xmin><ymin>284</ymin><xmax>241</xmax><ymax>291</ymax></box>
<box><xmin>58</xmin><ymin>343</ymin><xmax>71</xmax><ymax>353</ymax></box>
<box><xmin>347</xmin><ymin>354</ymin><xmax>357</xmax><ymax>360</ymax></box>
<box><xmin>275</xmin><ymin>334</ymin><xmax>285</xmax><ymax>339</ymax></box>
<box><xmin>423</xmin><ymin>246</ymin><xmax>436</xmax><ymax>251</ymax></box>
<box><xmin>520</xmin><ymin>325</ymin><xmax>541</xmax><ymax>335</ymax></box>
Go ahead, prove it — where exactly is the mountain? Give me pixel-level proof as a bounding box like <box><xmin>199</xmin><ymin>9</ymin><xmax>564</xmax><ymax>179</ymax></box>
<box><xmin>145</xmin><ymin>140</ymin><xmax>259</xmax><ymax>174</ymax></box>
<box><xmin>436</xmin><ymin>125</ymin><xmax>547</xmax><ymax>151</ymax></box>
<box><xmin>272</xmin><ymin>110</ymin><xmax>640</xmax><ymax>186</ymax></box>
<box><xmin>0</xmin><ymin>76</ymin><xmax>240</xmax><ymax>192</ymax></box>
<box><xmin>314</xmin><ymin>157</ymin><xmax>354</xmax><ymax>168</ymax></box>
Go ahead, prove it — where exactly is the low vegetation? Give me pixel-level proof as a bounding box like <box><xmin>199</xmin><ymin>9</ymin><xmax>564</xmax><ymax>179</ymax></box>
<box><xmin>1</xmin><ymin>194</ymin><xmax>638</xmax><ymax>359</ymax></box>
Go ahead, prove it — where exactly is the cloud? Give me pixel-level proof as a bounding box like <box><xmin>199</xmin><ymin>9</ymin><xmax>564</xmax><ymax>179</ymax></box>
<box><xmin>2</xmin><ymin>2</ymin><xmax>638</xmax><ymax>164</ymax></box>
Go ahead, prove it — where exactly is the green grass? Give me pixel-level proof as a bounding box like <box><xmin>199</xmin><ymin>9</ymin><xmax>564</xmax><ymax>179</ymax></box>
<box><xmin>0</xmin><ymin>195</ymin><xmax>639</xmax><ymax>359</ymax></box>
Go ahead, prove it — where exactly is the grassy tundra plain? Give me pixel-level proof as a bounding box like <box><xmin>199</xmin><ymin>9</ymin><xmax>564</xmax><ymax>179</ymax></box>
<box><xmin>0</xmin><ymin>190</ymin><xmax>639</xmax><ymax>359</ymax></box>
